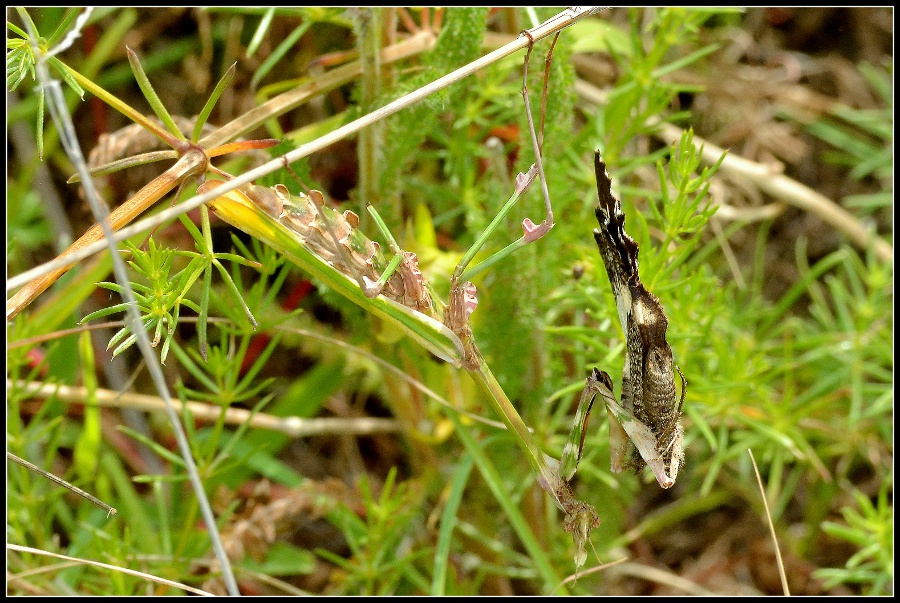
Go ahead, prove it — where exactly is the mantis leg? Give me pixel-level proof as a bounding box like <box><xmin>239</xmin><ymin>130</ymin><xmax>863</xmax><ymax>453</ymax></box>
<box><xmin>452</xmin><ymin>32</ymin><xmax>560</xmax><ymax>285</ymax></box>
<box><xmin>559</xmin><ymin>368</ymin><xmax>613</xmax><ymax>482</ymax></box>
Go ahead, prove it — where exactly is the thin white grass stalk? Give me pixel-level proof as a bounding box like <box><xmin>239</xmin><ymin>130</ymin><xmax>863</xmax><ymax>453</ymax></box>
<box><xmin>7</xmin><ymin>7</ymin><xmax>600</xmax><ymax>292</ymax></box>
<box><xmin>525</xmin><ymin>7</ymin><xmax>542</xmax><ymax>28</ymax></box>
<box><xmin>44</xmin><ymin>7</ymin><xmax>93</xmax><ymax>58</ymax></box>
<box><xmin>21</xmin><ymin>13</ymin><xmax>239</xmax><ymax>596</ymax></box>
<box><xmin>199</xmin><ymin>28</ymin><xmax>436</xmax><ymax>151</ymax></box>
<box><xmin>749</xmin><ymin>449</ymin><xmax>790</xmax><ymax>596</ymax></box>
<box><xmin>228</xmin><ymin>567</ymin><xmax>308</xmax><ymax>596</ymax></box>
<box><xmin>607</xmin><ymin>561</ymin><xmax>716</xmax><ymax>596</ymax></box>
<box><xmin>552</xmin><ymin>556</ymin><xmax>628</xmax><ymax>593</ymax></box>
<box><xmin>10</xmin><ymin>379</ymin><xmax>402</xmax><ymax>438</ymax></box>
<box><xmin>7</xmin><ymin>544</ymin><xmax>214</xmax><ymax>596</ymax></box>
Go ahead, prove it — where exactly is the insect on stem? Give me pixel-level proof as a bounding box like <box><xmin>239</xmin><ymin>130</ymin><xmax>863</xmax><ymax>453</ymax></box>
<box><xmin>559</xmin><ymin>368</ymin><xmax>615</xmax><ymax>482</ymax></box>
<box><xmin>592</xmin><ymin>152</ymin><xmax>686</xmax><ymax>490</ymax></box>
<box><xmin>194</xmin><ymin>9</ymin><xmax>607</xmax><ymax>572</ymax></box>
<box><xmin>277</xmin><ymin>157</ymin><xmax>385</xmax><ymax>298</ymax></box>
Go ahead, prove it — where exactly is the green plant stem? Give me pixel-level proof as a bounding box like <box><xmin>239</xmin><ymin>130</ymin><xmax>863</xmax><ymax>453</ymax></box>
<box><xmin>455</xmin><ymin>167</ymin><xmax>536</xmax><ymax>282</ymax></box>
<box><xmin>431</xmin><ymin>453</ymin><xmax>475</xmax><ymax>595</ymax></box>
<box><xmin>446</xmin><ymin>410</ymin><xmax>565</xmax><ymax>592</ymax></box>
<box><xmin>467</xmin><ymin>351</ymin><xmax>556</xmax><ymax>489</ymax></box>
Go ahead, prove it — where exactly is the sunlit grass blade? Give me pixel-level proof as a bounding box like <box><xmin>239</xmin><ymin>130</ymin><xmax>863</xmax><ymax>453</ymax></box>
<box><xmin>250</xmin><ymin>20</ymin><xmax>313</xmax><ymax>90</ymax></box>
<box><xmin>126</xmin><ymin>46</ymin><xmax>187</xmax><ymax>142</ymax></box>
<box><xmin>193</xmin><ymin>62</ymin><xmax>236</xmax><ymax>142</ymax></box>
<box><xmin>246</xmin><ymin>7</ymin><xmax>276</xmax><ymax>58</ymax></box>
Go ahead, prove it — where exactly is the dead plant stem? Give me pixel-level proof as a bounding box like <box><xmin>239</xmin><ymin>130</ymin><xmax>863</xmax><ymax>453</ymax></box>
<box><xmin>9</xmin><ymin>379</ymin><xmax>402</xmax><ymax>438</ymax></box>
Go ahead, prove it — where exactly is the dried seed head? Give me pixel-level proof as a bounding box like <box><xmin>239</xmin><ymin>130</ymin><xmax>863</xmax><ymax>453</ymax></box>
<box><xmin>225</xmin><ymin>181</ymin><xmax>438</xmax><ymax>317</ymax></box>
<box><xmin>245</xmin><ymin>184</ymin><xmax>283</xmax><ymax>218</ymax></box>
<box><xmin>343</xmin><ymin>210</ymin><xmax>360</xmax><ymax>229</ymax></box>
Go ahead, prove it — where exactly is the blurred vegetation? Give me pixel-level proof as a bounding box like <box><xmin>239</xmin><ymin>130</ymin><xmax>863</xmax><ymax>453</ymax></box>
<box><xmin>7</xmin><ymin>7</ymin><xmax>892</xmax><ymax>595</ymax></box>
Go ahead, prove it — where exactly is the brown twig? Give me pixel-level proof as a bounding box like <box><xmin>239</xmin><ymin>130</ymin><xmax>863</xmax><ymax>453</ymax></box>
<box><xmin>655</xmin><ymin>121</ymin><xmax>892</xmax><ymax>263</ymax></box>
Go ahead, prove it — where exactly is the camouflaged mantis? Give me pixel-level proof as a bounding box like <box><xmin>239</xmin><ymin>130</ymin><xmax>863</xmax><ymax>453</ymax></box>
<box><xmin>588</xmin><ymin>151</ymin><xmax>686</xmax><ymax>489</ymax></box>
<box><xmin>556</xmin><ymin>152</ymin><xmax>687</xmax><ymax>492</ymax></box>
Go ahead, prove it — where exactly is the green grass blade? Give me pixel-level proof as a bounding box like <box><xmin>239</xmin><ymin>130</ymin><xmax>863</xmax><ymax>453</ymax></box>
<box><xmin>250</xmin><ymin>20</ymin><xmax>313</xmax><ymax>91</ymax></box>
<box><xmin>193</xmin><ymin>62</ymin><xmax>236</xmax><ymax>142</ymax></box>
<box><xmin>431</xmin><ymin>453</ymin><xmax>475</xmax><ymax>596</ymax></box>
<box><xmin>245</xmin><ymin>7</ymin><xmax>276</xmax><ymax>57</ymax></box>
<box><xmin>125</xmin><ymin>46</ymin><xmax>186</xmax><ymax>142</ymax></box>
<box><xmin>446</xmin><ymin>409</ymin><xmax>564</xmax><ymax>592</ymax></box>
